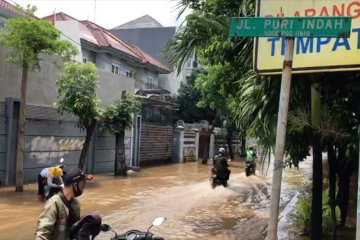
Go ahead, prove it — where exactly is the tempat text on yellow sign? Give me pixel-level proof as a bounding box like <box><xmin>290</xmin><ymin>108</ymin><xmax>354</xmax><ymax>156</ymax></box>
<box><xmin>255</xmin><ymin>0</ymin><xmax>360</xmax><ymax>75</ymax></box>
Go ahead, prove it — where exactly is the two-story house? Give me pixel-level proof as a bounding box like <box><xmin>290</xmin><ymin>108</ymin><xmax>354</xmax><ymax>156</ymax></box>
<box><xmin>111</xmin><ymin>15</ymin><xmax>200</xmax><ymax>94</ymax></box>
<box><xmin>0</xmin><ymin>0</ymin><xmax>176</xmax><ymax>186</ymax></box>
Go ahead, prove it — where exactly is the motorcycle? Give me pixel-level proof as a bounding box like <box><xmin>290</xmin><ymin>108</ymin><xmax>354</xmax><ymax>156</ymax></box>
<box><xmin>245</xmin><ymin>161</ymin><xmax>256</xmax><ymax>177</ymax></box>
<box><xmin>101</xmin><ymin>216</ymin><xmax>166</xmax><ymax>240</ymax></box>
<box><xmin>70</xmin><ymin>215</ymin><xmax>166</xmax><ymax>240</ymax></box>
<box><xmin>210</xmin><ymin>173</ymin><xmax>228</xmax><ymax>188</ymax></box>
<box><xmin>210</xmin><ymin>158</ymin><xmax>231</xmax><ymax>189</ymax></box>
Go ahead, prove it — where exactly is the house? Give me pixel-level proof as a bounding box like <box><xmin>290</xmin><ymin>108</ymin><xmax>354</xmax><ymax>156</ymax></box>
<box><xmin>43</xmin><ymin>12</ymin><xmax>171</xmax><ymax>100</ymax></box>
<box><xmin>110</xmin><ymin>15</ymin><xmax>199</xmax><ymax>94</ymax></box>
<box><xmin>0</xmin><ymin>1</ymin><xmax>175</xmax><ymax>186</ymax></box>
<box><xmin>43</xmin><ymin>12</ymin><xmax>178</xmax><ymax>167</ymax></box>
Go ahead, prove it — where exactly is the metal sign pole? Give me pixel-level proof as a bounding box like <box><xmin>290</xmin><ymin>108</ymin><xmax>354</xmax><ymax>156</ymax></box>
<box><xmin>267</xmin><ymin>37</ymin><xmax>294</xmax><ymax>240</ymax></box>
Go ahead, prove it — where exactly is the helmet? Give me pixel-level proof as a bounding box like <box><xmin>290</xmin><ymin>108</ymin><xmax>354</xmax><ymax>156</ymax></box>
<box><xmin>219</xmin><ymin>148</ymin><xmax>225</xmax><ymax>153</ymax></box>
<box><xmin>248</xmin><ymin>146</ymin><xmax>254</xmax><ymax>150</ymax></box>
<box><xmin>48</xmin><ymin>166</ymin><xmax>63</xmax><ymax>178</ymax></box>
<box><xmin>64</xmin><ymin>168</ymin><xmax>92</xmax><ymax>186</ymax></box>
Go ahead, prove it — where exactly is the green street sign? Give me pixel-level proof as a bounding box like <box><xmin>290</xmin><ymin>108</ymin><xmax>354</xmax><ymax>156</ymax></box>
<box><xmin>229</xmin><ymin>17</ymin><xmax>352</xmax><ymax>38</ymax></box>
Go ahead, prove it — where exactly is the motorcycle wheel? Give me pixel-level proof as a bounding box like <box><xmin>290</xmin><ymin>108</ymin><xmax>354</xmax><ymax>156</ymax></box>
<box><xmin>210</xmin><ymin>177</ymin><xmax>216</xmax><ymax>189</ymax></box>
<box><xmin>245</xmin><ymin>168</ymin><xmax>250</xmax><ymax>177</ymax></box>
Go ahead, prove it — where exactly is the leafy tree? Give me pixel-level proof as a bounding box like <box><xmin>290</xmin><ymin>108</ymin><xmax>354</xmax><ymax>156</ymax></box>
<box><xmin>102</xmin><ymin>91</ymin><xmax>139</xmax><ymax>176</ymax></box>
<box><xmin>56</xmin><ymin>63</ymin><xmax>100</xmax><ymax>170</ymax></box>
<box><xmin>168</xmin><ymin>0</ymin><xmax>360</xmax><ymax>236</ymax></box>
<box><xmin>287</xmin><ymin>72</ymin><xmax>360</xmax><ymax>238</ymax></box>
<box><xmin>165</xmin><ymin>0</ymin><xmax>255</xmax><ymax>162</ymax></box>
<box><xmin>0</xmin><ymin>10</ymin><xmax>77</xmax><ymax>191</ymax></box>
<box><xmin>176</xmin><ymin>71</ymin><xmax>216</xmax><ymax>123</ymax></box>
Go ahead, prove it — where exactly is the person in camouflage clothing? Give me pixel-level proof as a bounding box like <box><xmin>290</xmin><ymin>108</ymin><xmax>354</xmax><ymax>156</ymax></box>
<box><xmin>35</xmin><ymin>168</ymin><xmax>91</xmax><ymax>240</ymax></box>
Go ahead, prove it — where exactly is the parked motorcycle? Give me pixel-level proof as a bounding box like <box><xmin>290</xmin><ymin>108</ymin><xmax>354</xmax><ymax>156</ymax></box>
<box><xmin>101</xmin><ymin>216</ymin><xmax>166</xmax><ymax>240</ymax></box>
<box><xmin>245</xmin><ymin>161</ymin><xmax>256</xmax><ymax>177</ymax></box>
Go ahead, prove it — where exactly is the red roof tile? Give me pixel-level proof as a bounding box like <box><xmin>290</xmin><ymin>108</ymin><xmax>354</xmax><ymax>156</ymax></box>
<box><xmin>0</xmin><ymin>0</ymin><xmax>29</xmax><ymax>16</ymax></box>
<box><xmin>0</xmin><ymin>0</ymin><xmax>17</xmax><ymax>13</ymax></box>
<box><xmin>42</xmin><ymin>12</ymin><xmax>170</xmax><ymax>73</ymax></box>
<box><xmin>131</xmin><ymin>45</ymin><xmax>171</xmax><ymax>72</ymax></box>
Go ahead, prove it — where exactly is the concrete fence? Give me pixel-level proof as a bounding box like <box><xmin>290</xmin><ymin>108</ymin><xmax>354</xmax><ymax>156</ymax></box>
<box><xmin>0</xmin><ymin>98</ymin><xmax>132</xmax><ymax>186</ymax></box>
<box><xmin>172</xmin><ymin>125</ymin><xmax>200</xmax><ymax>163</ymax></box>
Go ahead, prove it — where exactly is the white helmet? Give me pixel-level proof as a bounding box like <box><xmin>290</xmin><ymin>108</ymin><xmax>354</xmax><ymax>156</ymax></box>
<box><xmin>219</xmin><ymin>148</ymin><xmax>225</xmax><ymax>153</ymax></box>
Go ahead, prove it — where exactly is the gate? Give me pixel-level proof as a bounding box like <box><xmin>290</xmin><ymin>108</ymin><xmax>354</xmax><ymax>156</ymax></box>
<box><xmin>198</xmin><ymin>128</ymin><xmax>210</xmax><ymax>161</ymax></box>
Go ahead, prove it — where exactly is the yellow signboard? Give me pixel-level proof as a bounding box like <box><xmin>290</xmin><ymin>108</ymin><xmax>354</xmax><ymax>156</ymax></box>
<box><xmin>255</xmin><ymin>0</ymin><xmax>360</xmax><ymax>74</ymax></box>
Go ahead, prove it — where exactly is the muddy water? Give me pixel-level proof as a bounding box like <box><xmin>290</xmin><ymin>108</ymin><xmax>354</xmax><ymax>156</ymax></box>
<box><xmin>0</xmin><ymin>162</ymin><xmax>270</xmax><ymax>240</ymax></box>
<box><xmin>0</xmin><ymin>160</ymin><xmax>307</xmax><ymax>240</ymax></box>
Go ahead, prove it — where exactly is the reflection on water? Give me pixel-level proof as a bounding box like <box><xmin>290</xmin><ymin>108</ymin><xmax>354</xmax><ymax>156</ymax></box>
<box><xmin>0</xmin><ymin>160</ymin><xmax>310</xmax><ymax>240</ymax></box>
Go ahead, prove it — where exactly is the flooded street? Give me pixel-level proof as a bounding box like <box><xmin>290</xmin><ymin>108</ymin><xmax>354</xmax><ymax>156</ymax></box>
<box><xmin>0</xmin><ymin>160</ymin><xmax>312</xmax><ymax>240</ymax></box>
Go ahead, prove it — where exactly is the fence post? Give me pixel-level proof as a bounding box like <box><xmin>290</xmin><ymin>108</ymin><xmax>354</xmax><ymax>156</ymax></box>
<box><xmin>195</xmin><ymin>128</ymin><xmax>199</xmax><ymax>162</ymax></box>
<box><xmin>179</xmin><ymin>126</ymin><xmax>184</xmax><ymax>163</ymax></box>
<box><xmin>172</xmin><ymin>125</ymin><xmax>184</xmax><ymax>163</ymax></box>
<box><xmin>209</xmin><ymin>133</ymin><xmax>215</xmax><ymax>163</ymax></box>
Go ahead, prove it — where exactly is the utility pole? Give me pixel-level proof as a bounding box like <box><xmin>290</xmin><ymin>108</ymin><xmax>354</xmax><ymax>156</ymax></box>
<box><xmin>267</xmin><ymin>37</ymin><xmax>294</xmax><ymax>240</ymax></box>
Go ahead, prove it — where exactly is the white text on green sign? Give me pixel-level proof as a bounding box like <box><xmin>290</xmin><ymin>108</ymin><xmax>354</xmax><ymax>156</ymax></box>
<box><xmin>229</xmin><ymin>17</ymin><xmax>352</xmax><ymax>37</ymax></box>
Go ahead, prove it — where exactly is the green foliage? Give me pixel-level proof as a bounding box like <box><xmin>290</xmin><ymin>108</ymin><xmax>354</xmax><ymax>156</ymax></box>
<box><xmin>176</xmin><ymin>71</ymin><xmax>216</xmax><ymax>123</ymax></box>
<box><xmin>322</xmin><ymin>189</ymin><xmax>341</xmax><ymax>234</ymax></box>
<box><xmin>56</xmin><ymin>63</ymin><xmax>100</xmax><ymax>129</ymax></box>
<box><xmin>296</xmin><ymin>188</ymin><xmax>341</xmax><ymax>234</ymax></box>
<box><xmin>102</xmin><ymin>94</ymin><xmax>139</xmax><ymax>134</ymax></box>
<box><xmin>0</xmin><ymin>17</ymin><xmax>78</xmax><ymax>70</ymax></box>
<box><xmin>296</xmin><ymin>197</ymin><xmax>311</xmax><ymax>223</ymax></box>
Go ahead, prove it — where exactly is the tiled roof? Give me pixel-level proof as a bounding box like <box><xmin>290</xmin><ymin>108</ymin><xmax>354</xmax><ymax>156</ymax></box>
<box><xmin>0</xmin><ymin>0</ymin><xmax>17</xmax><ymax>13</ymax></box>
<box><xmin>43</xmin><ymin>12</ymin><xmax>171</xmax><ymax>73</ymax></box>
<box><xmin>0</xmin><ymin>0</ymin><xmax>29</xmax><ymax>16</ymax></box>
<box><xmin>131</xmin><ymin>45</ymin><xmax>170</xmax><ymax>72</ymax></box>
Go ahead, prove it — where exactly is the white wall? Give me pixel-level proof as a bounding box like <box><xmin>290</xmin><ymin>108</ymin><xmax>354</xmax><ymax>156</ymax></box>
<box><xmin>159</xmin><ymin>71</ymin><xmax>180</xmax><ymax>94</ymax></box>
<box><xmin>56</xmin><ymin>21</ymin><xmax>83</xmax><ymax>63</ymax></box>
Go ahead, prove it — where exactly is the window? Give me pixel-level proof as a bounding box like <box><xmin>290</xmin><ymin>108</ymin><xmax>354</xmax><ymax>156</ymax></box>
<box><xmin>126</xmin><ymin>69</ymin><xmax>135</xmax><ymax>78</ymax></box>
<box><xmin>111</xmin><ymin>64</ymin><xmax>119</xmax><ymax>74</ymax></box>
<box><xmin>147</xmin><ymin>76</ymin><xmax>154</xmax><ymax>89</ymax></box>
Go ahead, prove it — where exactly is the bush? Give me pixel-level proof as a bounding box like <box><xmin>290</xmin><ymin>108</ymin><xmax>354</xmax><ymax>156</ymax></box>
<box><xmin>296</xmin><ymin>188</ymin><xmax>341</xmax><ymax>235</ymax></box>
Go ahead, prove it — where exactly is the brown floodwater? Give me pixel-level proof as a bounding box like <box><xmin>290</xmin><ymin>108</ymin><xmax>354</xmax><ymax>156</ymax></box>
<box><xmin>0</xmin><ymin>159</ymin><xmax>355</xmax><ymax>240</ymax></box>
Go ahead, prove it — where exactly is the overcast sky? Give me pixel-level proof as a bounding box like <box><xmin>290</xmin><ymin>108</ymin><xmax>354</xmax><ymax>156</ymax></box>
<box><xmin>11</xmin><ymin>0</ymin><xmax>188</xmax><ymax>29</ymax></box>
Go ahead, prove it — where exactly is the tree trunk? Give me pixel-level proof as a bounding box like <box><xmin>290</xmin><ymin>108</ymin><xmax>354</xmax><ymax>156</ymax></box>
<box><xmin>310</xmin><ymin>79</ymin><xmax>322</xmax><ymax>240</ymax></box>
<box><xmin>310</xmin><ymin>134</ymin><xmax>323</xmax><ymax>239</ymax></box>
<box><xmin>201</xmin><ymin>125</ymin><xmax>215</xmax><ymax>164</ymax></box>
<box><xmin>337</xmin><ymin>176</ymin><xmax>351</xmax><ymax>227</ymax></box>
<box><xmin>336</xmin><ymin>144</ymin><xmax>353</xmax><ymax>227</ymax></box>
<box><xmin>78</xmin><ymin>119</ymin><xmax>97</xmax><ymax>170</ymax></box>
<box><xmin>15</xmin><ymin>61</ymin><xmax>28</xmax><ymax>192</ymax></box>
<box><xmin>240</xmin><ymin>130</ymin><xmax>246</xmax><ymax>157</ymax></box>
<box><xmin>327</xmin><ymin>144</ymin><xmax>337</xmax><ymax>240</ymax></box>
<box><xmin>115</xmin><ymin>131</ymin><xmax>127</xmax><ymax>176</ymax></box>
<box><xmin>201</xmin><ymin>138</ymin><xmax>210</xmax><ymax>164</ymax></box>
<box><xmin>226</xmin><ymin>131</ymin><xmax>234</xmax><ymax>159</ymax></box>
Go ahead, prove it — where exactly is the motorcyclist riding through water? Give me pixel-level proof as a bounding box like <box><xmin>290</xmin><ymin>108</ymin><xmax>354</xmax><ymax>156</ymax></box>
<box><xmin>210</xmin><ymin>148</ymin><xmax>231</xmax><ymax>188</ymax></box>
<box><xmin>245</xmin><ymin>145</ymin><xmax>257</xmax><ymax>176</ymax></box>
